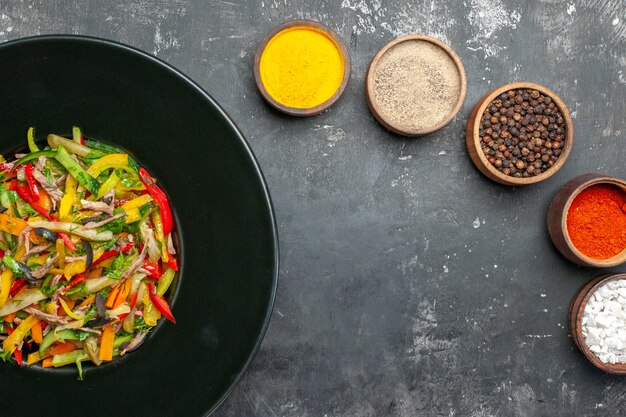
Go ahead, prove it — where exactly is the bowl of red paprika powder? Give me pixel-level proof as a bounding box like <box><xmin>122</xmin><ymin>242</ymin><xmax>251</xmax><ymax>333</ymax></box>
<box><xmin>548</xmin><ymin>173</ymin><xmax>626</xmax><ymax>267</ymax></box>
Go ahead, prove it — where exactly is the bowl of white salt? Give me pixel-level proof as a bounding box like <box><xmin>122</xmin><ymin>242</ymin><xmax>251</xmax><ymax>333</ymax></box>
<box><xmin>569</xmin><ymin>273</ymin><xmax>626</xmax><ymax>374</ymax></box>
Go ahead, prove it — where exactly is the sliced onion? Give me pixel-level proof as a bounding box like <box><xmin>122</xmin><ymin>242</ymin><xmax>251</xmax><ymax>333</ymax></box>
<box><xmin>0</xmin><ymin>289</ymin><xmax>46</xmax><ymax>316</ymax></box>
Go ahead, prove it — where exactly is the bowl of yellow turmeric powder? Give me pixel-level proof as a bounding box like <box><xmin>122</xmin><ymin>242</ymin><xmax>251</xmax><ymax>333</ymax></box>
<box><xmin>254</xmin><ymin>20</ymin><xmax>351</xmax><ymax>116</ymax></box>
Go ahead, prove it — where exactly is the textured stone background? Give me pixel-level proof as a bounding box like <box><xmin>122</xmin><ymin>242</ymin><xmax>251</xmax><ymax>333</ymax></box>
<box><xmin>1</xmin><ymin>0</ymin><xmax>626</xmax><ymax>416</ymax></box>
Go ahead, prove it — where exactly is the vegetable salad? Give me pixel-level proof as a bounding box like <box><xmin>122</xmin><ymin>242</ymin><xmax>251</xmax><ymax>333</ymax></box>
<box><xmin>0</xmin><ymin>127</ymin><xmax>178</xmax><ymax>379</ymax></box>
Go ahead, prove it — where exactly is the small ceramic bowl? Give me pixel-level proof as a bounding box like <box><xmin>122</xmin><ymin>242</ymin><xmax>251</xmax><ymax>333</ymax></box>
<box><xmin>569</xmin><ymin>273</ymin><xmax>626</xmax><ymax>374</ymax></box>
<box><xmin>253</xmin><ymin>19</ymin><xmax>351</xmax><ymax>116</ymax></box>
<box><xmin>466</xmin><ymin>82</ymin><xmax>574</xmax><ymax>186</ymax></box>
<box><xmin>547</xmin><ymin>173</ymin><xmax>626</xmax><ymax>267</ymax></box>
<box><xmin>365</xmin><ymin>34</ymin><xmax>467</xmax><ymax>136</ymax></box>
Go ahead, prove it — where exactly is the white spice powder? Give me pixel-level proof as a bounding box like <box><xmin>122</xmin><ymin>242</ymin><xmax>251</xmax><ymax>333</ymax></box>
<box><xmin>581</xmin><ymin>279</ymin><xmax>626</xmax><ymax>364</ymax></box>
<box><xmin>371</xmin><ymin>40</ymin><xmax>462</xmax><ymax>132</ymax></box>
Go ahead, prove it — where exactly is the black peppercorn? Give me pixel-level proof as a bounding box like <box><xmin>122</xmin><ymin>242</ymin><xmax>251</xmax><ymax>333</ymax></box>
<box><xmin>477</xmin><ymin>88</ymin><xmax>567</xmax><ymax>177</ymax></box>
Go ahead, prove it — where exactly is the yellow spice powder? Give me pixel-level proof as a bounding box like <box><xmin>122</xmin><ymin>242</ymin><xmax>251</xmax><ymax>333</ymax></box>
<box><xmin>259</xmin><ymin>26</ymin><xmax>344</xmax><ymax>109</ymax></box>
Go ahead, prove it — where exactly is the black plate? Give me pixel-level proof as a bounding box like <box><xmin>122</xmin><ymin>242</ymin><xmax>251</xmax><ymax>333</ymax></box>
<box><xmin>0</xmin><ymin>35</ymin><xmax>278</xmax><ymax>416</ymax></box>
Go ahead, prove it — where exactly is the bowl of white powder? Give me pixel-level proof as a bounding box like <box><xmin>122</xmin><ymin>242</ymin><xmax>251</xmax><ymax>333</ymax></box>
<box><xmin>365</xmin><ymin>34</ymin><xmax>467</xmax><ymax>137</ymax></box>
<box><xmin>570</xmin><ymin>274</ymin><xmax>626</xmax><ymax>374</ymax></box>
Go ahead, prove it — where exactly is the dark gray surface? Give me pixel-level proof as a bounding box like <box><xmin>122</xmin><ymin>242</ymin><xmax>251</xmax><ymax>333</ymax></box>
<box><xmin>2</xmin><ymin>0</ymin><xmax>626</xmax><ymax>415</ymax></box>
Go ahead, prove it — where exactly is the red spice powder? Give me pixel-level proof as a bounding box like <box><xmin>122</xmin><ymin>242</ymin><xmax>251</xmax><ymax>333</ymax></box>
<box><xmin>566</xmin><ymin>184</ymin><xmax>626</xmax><ymax>260</ymax></box>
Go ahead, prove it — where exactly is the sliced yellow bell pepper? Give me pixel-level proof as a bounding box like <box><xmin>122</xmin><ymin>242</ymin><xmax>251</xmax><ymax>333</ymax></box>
<box><xmin>151</xmin><ymin>210</ymin><xmax>169</xmax><ymax>262</ymax></box>
<box><xmin>56</xmin><ymin>239</ymin><xmax>66</xmax><ymax>269</ymax></box>
<box><xmin>29</xmin><ymin>253</ymin><xmax>49</xmax><ymax>266</ymax></box>
<box><xmin>142</xmin><ymin>286</ymin><xmax>161</xmax><ymax>326</ymax></box>
<box><xmin>0</xmin><ymin>249</ymin><xmax>22</xmax><ymax>308</ymax></box>
<box><xmin>122</xmin><ymin>194</ymin><xmax>152</xmax><ymax>211</ymax></box>
<box><xmin>0</xmin><ymin>270</ymin><xmax>12</xmax><ymax>308</ymax></box>
<box><xmin>96</xmin><ymin>258</ymin><xmax>114</xmax><ymax>269</ymax></box>
<box><xmin>124</xmin><ymin>207</ymin><xmax>142</xmax><ymax>224</ymax></box>
<box><xmin>96</xmin><ymin>170</ymin><xmax>121</xmax><ymax>199</ymax></box>
<box><xmin>57</xmin><ymin>298</ymin><xmax>75</xmax><ymax>316</ymax></box>
<box><xmin>59</xmin><ymin>173</ymin><xmax>77</xmax><ymax>220</ymax></box>
<box><xmin>63</xmin><ymin>260</ymin><xmax>86</xmax><ymax>279</ymax></box>
<box><xmin>3</xmin><ymin>315</ymin><xmax>38</xmax><ymax>355</ymax></box>
<box><xmin>45</xmin><ymin>302</ymin><xmax>57</xmax><ymax>314</ymax></box>
<box><xmin>86</xmin><ymin>154</ymin><xmax>134</xmax><ymax>177</ymax></box>
<box><xmin>14</xmin><ymin>245</ymin><xmax>25</xmax><ymax>261</ymax></box>
<box><xmin>59</xmin><ymin>297</ymin><xmax>83</xmax><ymax>320</ymax></box>
<box><xmin>0</xmin><ymin>213</ymin><xmax>28</xmax><ymax>236</ymax></box>
<box><xmin>27</xmin><ymin>350</ymin><xmax>51</xmax><ymax>365</ymax></box>
<box><xmin>70</xmin><ymin>210</ymin><xmax>99</xmax><ymax>222</ymax></box>
<box><xmin>91</xmin><ymin>247</ymin><xmax>104</xmax><ymax>263</ymax></box>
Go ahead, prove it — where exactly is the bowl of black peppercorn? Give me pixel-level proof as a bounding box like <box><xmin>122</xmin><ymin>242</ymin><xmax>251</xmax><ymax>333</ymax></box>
<box><xmin>466</xmin><ymin>82</ymin><xmax>574</xmax><ymax>186</ymax></box>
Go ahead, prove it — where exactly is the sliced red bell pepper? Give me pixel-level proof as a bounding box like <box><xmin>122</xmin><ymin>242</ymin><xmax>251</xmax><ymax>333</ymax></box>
<box><xmin>165</xmin><ymin>256</ymin><xmax>178</xmax><ymax>272</ymax></box>
<box><xmin>8</xmin><ymin>179</ymin><xmax>17</xmax><ymax>191</ymax></box>
<box><xmin>57</xmin><ymin>232</ymin><xmax>77</xmax><ymax>251</ymax></box>
<box><xmin>91</xmin><ymin>249</ymin><xmax>118</xmax><ymax>268</ymax></box>
<box><xmin>15</xmin><ymin>184</ymin><xmax>52</xmax><ymax>220</ymax></box>
<box><xmin>23</xmin><ymin>165</ymin><xmax>39</xmax><ymax>198</ymax></box>
<box><xmin>62</xmin><ymin>274</ymin><xmax>86</xmax><ymax>294</ymax></box>
<box><xmin>138</xmin><ymin>168</ymin><xmax>173</xmax><ymax>235</ymax></box>
<box><xmin>146</xmin><ymin>283</ymin><xmax>176</xmax><ymax>324</ymax></box>
<box><xmin>117</xmin><ymin>313</ymin><xmax>130</xmax><ymax>321</ymax></box>
<box><xmin>9</xmin><ymin>279</ymin><xmax>26</xmax><ymax>297</ymax></box>
<box><xmin>120</xmin><ymin>241</ymin><xmax>135</xmax><ymax>253</ymax></box>
<box><xmin>143</xmin><ymin>260</ymin><xmax>161</xmax><ymax>279</ymax></box>
<box><xmin>129</xmin><ymin>292</ymin><xmax>139</xmax><ymax>311</ymax></box>
<box><xmin>13</xmin><ymin>348</ymin><xmax>22</xmax><ymax>367</ymax></box>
